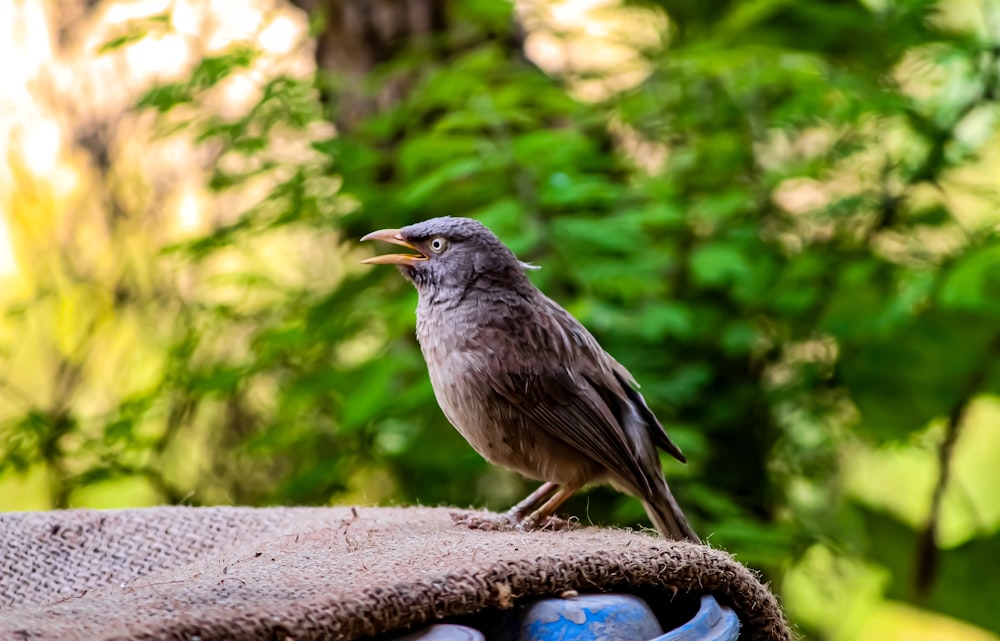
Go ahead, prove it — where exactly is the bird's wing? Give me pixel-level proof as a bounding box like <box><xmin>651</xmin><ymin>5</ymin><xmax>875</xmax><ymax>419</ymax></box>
<box><xmin>540</xmin><ymin>299</ymin><xmax>688</xmax><ymax>464</ymax></box>
<box><xmin>610</xmin><ymin>368</ymin><xmax>687</xmax><ymax>463</ymax></box>
<box><xmin>482</xmin><ymin>300</ymin><xmax>665</xmax><ymax>497</ymax></box>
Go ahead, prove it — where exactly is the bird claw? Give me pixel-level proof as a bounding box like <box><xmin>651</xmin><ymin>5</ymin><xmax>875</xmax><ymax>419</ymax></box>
<box><xmin>516</xmin><ymin>514</ymin><xmax>577</xmax><ymax>532</ymax></box>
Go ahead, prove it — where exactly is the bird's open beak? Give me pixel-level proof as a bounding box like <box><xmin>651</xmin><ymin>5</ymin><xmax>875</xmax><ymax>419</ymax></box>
<box><xmin>360</xmin><ymin>229</ymin><xmax>428</xmax><ymax>265</ymax></box>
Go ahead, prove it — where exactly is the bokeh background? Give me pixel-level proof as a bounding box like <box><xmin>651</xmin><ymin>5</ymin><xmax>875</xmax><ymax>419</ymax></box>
<box><xmin>3</xmin><ymin>0</ymin><xmax>1000</xmax><ymax>638</ymax></box>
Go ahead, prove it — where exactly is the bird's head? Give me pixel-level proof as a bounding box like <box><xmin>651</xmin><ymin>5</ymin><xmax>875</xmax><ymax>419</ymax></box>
<box><xmin>361</xmin><ymin>216</ymin><xmax>536</xmax><ymax>297</ymax></box>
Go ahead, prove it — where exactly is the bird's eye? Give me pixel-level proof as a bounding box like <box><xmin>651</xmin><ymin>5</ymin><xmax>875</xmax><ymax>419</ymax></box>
<box><xmin>429</xmin><ymin>237</ymin><xmax>448</xmax><ymax>253</ymax></box>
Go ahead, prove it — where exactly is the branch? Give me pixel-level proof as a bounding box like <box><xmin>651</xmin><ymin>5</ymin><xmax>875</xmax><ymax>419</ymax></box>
<box><xmin>915</xmin><ymin>331</ymin><xmax>1000</xmax><ymax>595</ymax></box>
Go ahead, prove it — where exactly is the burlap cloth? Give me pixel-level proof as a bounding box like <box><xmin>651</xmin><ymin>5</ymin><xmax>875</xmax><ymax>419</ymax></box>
<box><xmin>1</xmin><ymin>506</ymin><xmax>791</xmax><ymax>641</ymax></box>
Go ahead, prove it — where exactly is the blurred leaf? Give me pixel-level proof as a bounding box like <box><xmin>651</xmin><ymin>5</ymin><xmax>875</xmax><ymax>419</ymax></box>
<box><xmin>939</xmin><ymin>243</ymin><xmax>1000</xmax><ymax>314</ymax></box>
<box><xmin>96</xmin><ymin>13</ymin><xmax>171</xmax><ymax>53</ymax></box>
<box><xmin>689</xmin><ymin>242</ymin><xmax>751</xmax><ymax>288</ymax></box>
<box><xmin>862</xmin><ymin>507</ymin><xmax>1000</xmax><ymax>633</ymax></box>
<box><xmin>191</xmin><ymin>49</ymin><xmax>258</xmax><ymax>91</ymax></box>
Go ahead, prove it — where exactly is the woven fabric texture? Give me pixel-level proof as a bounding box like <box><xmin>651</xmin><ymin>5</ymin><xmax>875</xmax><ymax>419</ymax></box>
<box><xmin>1</xmin><ymin>506</ymin><xmax>791</xmax><ymax>641</ymax></box>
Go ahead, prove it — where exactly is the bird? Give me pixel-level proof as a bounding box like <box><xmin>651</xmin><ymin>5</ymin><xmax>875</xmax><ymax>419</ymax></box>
<box><xmin>361</xmin><ymin>216</ymin><xmax>699</xmax><ymax>542</ymax></box>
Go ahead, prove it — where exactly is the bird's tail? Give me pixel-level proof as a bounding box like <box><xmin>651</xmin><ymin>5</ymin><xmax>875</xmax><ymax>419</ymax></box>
<box><xmin>643</xmin><ymin>481</ymin><xmax>700</xmax><ymax>543</ymax></box>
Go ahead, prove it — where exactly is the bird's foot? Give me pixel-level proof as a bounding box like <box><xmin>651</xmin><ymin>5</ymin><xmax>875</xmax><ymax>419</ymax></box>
<box><xmin>515</xmin><ymin>513</ymin><xmax>577</xmax><ymax>532</ymax></box>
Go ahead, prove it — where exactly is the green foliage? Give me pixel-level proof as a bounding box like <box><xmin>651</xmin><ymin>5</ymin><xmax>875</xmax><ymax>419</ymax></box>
<box><xmin>5</xmin><ymin>0</ymin><xmax>1000</xmax><ymax>636</ymax></box>
<box><xmin>864</xmin><ymin>508</ymin><xmax>1000</xmax><ymax>632</ymax></box>
<box><xmin>97</xmin><ymin>13</ymin><xmax>171</xmax><ymax>53</ymax></box>
<box><xmin>138</xmin><ymin>49</ymin><xmax>259</xmax><ymax>112</ymax></box>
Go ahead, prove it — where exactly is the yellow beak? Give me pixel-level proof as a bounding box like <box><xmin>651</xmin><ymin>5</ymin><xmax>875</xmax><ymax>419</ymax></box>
<box><xmin>360</xmin><ymin>229</ymin><xmax>428</xmax><ymax>265</ymax></box>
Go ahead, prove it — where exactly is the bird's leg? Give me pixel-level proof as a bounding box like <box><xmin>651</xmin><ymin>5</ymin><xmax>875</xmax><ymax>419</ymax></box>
<box><xmin>450</xmin><ymin>482</ymin><xmax>566</xmax><ymax>531</ymax></box>
<box><xmin>503</xmin><ymin>482</ymin><xmax>560</xmax><ymax>524</ymax></box>
<box><xmin>518</xmin><ymin>484</ymin><xmax>580</xmax><ymax>531</ymax></box>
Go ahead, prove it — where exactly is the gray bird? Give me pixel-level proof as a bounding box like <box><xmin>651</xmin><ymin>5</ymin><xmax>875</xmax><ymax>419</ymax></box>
<box><xmin>362</xmin><ymin>216</ymin><xmax>699</xmax><ymax>542</ymax></box>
